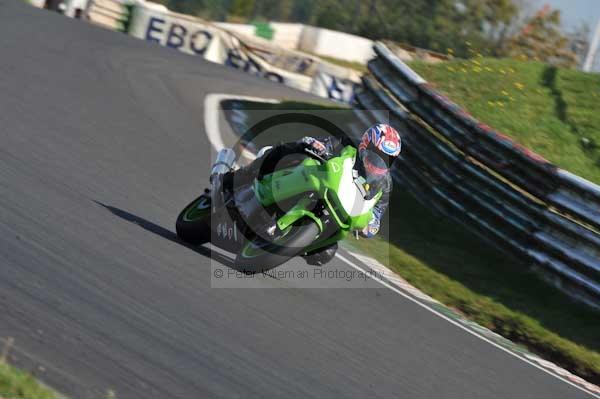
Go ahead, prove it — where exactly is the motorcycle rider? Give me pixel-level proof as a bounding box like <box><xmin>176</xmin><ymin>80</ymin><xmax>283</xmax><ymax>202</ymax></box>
<box><xmin>223</xmin><ymin>123</ymin><xmax>402</xmax><ymax>265</ymax></box>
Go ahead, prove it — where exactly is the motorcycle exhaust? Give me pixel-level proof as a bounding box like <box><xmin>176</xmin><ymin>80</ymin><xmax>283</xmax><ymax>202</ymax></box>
<box><xmin>210</xmin><ymin>148</ymin><xmax>236</xmax><ymax>181</ymax></box>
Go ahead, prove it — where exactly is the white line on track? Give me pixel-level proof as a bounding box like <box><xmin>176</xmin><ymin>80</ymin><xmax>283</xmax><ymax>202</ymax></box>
<box><xmin>203</xmin><ymin>92</ymin><xmax>600</xmax><ymax>398</ymax></box>
<box><xmin>204</xmin><ymin>93</ymin><xmax>278</xmax><ymax>153</ymax></box>
<box><xmin>336</xmin><ymin>253</ymin><xmax>600</xmax><ymax>398</ymax></box>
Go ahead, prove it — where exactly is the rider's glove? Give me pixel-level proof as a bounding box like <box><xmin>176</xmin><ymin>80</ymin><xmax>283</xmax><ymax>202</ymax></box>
<box><xmin>360</xmin><ymin>216</ymin><xmax>380</xmax><ymax>238</ymax></box>
<box><xmin>302</xmin><ymin>137</ymin><xmax>329</xmax><ymax>158</ymax></box>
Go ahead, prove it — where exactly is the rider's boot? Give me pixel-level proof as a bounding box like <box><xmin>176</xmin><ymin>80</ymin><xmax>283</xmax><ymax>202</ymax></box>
<box><xmin>302</xmin><ymin>243</ymin><xmax>338</xmax><ymax>266</ymax></box>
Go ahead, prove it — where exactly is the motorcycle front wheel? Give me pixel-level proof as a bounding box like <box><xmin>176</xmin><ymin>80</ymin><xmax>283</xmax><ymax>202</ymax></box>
<box><xmin>235</xmin><ymin>220</ymin><xmax>319</xmax><ymax>272</ymax></box>
<box><xmin>176</xmin><ymin>194</ymin><xmax>211</xmax><ymax>245</ymax></box>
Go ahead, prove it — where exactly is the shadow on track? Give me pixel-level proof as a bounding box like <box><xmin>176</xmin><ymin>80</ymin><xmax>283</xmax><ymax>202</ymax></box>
<box><xmin>94</xmin><ymin>201</ymin><xmax>240</xmax><ymax>269</ymax></box>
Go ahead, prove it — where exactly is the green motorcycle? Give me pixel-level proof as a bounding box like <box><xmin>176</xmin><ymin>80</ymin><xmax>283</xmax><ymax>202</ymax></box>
<box><xmin>176</xmin><ymin>145</ymin><xmax>381</xmax><ymax>271</ymax></box>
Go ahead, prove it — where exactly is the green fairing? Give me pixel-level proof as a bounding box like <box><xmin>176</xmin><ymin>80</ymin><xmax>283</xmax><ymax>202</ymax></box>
<box><xmin>254</xmin><ymin>146</ymin><xmax>382</xmax><ymax>251</ymax></box>
<box><xmin>276</xmin><ymin>197</ymin><xmax>324</xmax><ymax>232</ymax></box>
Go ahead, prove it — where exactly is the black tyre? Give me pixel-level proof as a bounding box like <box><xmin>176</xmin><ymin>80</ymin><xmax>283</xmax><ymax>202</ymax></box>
<box><xmin>235</xmin><ymin>219</ymin><xmax>320</xmax><ymax>272</ymax></box>
<box><xmin>176</xmin><ymin>194</ymin><xmax>211</xmax><ymax>245</ymax></box>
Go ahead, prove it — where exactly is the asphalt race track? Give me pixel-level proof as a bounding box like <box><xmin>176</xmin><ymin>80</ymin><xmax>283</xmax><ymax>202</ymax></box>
<box><xmin>0</xmin><ymin>2</ymin><xmax>594</xmax><ymax>398</ymax></box>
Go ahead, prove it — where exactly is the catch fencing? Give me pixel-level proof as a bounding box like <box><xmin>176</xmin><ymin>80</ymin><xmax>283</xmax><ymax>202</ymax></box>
<box><xmin>354</xmin><ymin>42</ymin><xmax>600</xmax><ymax>307</ymax></box>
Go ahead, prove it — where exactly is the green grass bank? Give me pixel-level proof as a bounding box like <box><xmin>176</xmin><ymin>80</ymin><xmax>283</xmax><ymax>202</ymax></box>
<box><xmin>0</xmin><ymin>362</ymin><xmax>61</xmax><ymax>399</ymax></box>
<box><xmin>409</xmin><ymin>57</ymin><xmax>600</xmax><ymax>184</ymax></box>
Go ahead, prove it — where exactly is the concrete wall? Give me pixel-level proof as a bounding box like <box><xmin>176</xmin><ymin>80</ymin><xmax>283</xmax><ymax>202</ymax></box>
<box><xmin>78</xmin><ymin>0</ymin><xmax>361</xmax><ymax>102</ymax></box>
<box><xmin>298</xmin><ymin>26</ymin><xmax>374</xmax><ymax>64</ymax></box>
<box><xmin>216</xmin><ymin>22</ymin><xmax>304</xmax><ymax>51</ymax></box>
<box><xmin>216</xmin><ymin>22</ymin><xmax>374</xmax><ymax>64</ymax></box>
<box><xmin>126</xmin><ymin>3</ymin><xmax>315</xmax><ymax>92</ymax></box>
<box><xmin>215</xmin><ymin>22</ymin><xmax>255</xmax><ymax>39</ymax></box>
<box><xmin>269</xmin><ymin>22</ymin><xmax>304</xmax><ymax>50</ymax></box>
<box><xmin>128</xmin><ymin>1</ymin><xmax>224</xmax><ymax>61</ymax></box>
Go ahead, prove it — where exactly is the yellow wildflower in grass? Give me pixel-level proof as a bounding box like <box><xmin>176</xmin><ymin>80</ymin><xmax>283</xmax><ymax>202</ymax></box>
<box><xmin>508</xmin><ymin>68</ymin><xmax>516</xmax><ymax>73</ymax></box>
<box><xmin>514</xmin><ymin>82</ymin><xmax>525</xmax><ymax>90</ymax></box>
<box><xmin>500</xmin><ymin>69</ymin><xmax>506</xmax><ymax>74</ymax></box>
<box><xmin>496</xmin><ymin>101</ymin><xmax>504</xmax><ymax>107</ymax></box>
<box><xmin>487</xmin><ymin>101</ymin><xmax>495</xmax><ymax>107</ymax></box>
<box><xmin>447</xmin><ymin>66</ymin><xmax>456</xmax><ymax>72</ymax></box>
<box><xmin>485</xmin><ymin>66</ymin><xmax>493</xmax><ymax>72</ymax></box>
<box><xmin>509</xmin><ymin>96</ymin><xmax>515</xmax><ymax>101</ymax></box>
<box><xmin>447</xmin><ymin>48</ymin><xmax>454</xmax><ymax>54</ymax></box>
<box><xmin>461</xmin><ymin>68</ymin><xmax>468</xmax><ymax>73</ymax></box>
<box><xmin>501</xmin><ymin>90</ymin><xmax>509</xmax><ymax>96</ymax></box>
<box><xmin>472</xmin><ymin>67</ymin><xmax>482</xmax><ymax>73</ymax></box>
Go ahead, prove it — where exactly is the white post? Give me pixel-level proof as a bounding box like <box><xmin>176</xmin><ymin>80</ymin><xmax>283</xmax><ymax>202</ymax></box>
<box><xmin>583</xmin><ymin>18</ymin><xmax>600</xmax><ymax>72</ymax></box>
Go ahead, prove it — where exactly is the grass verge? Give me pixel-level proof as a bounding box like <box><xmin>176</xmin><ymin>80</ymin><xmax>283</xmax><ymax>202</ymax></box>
<box><xmin>408</xmin><ymin>58</ymin><xmax>600</xmax><ymax>184</ymax></box>
<box><xmin>0</xmin><ymin>362</ymin><xmax>61</xmax><ymax>399</ymax></box>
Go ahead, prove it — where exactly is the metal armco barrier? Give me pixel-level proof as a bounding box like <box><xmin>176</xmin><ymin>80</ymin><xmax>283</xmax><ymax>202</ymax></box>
<box><xmin>355</xmin><ymin>42</ymin><xmax>600</xmax><ymax>307</ymax></box>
